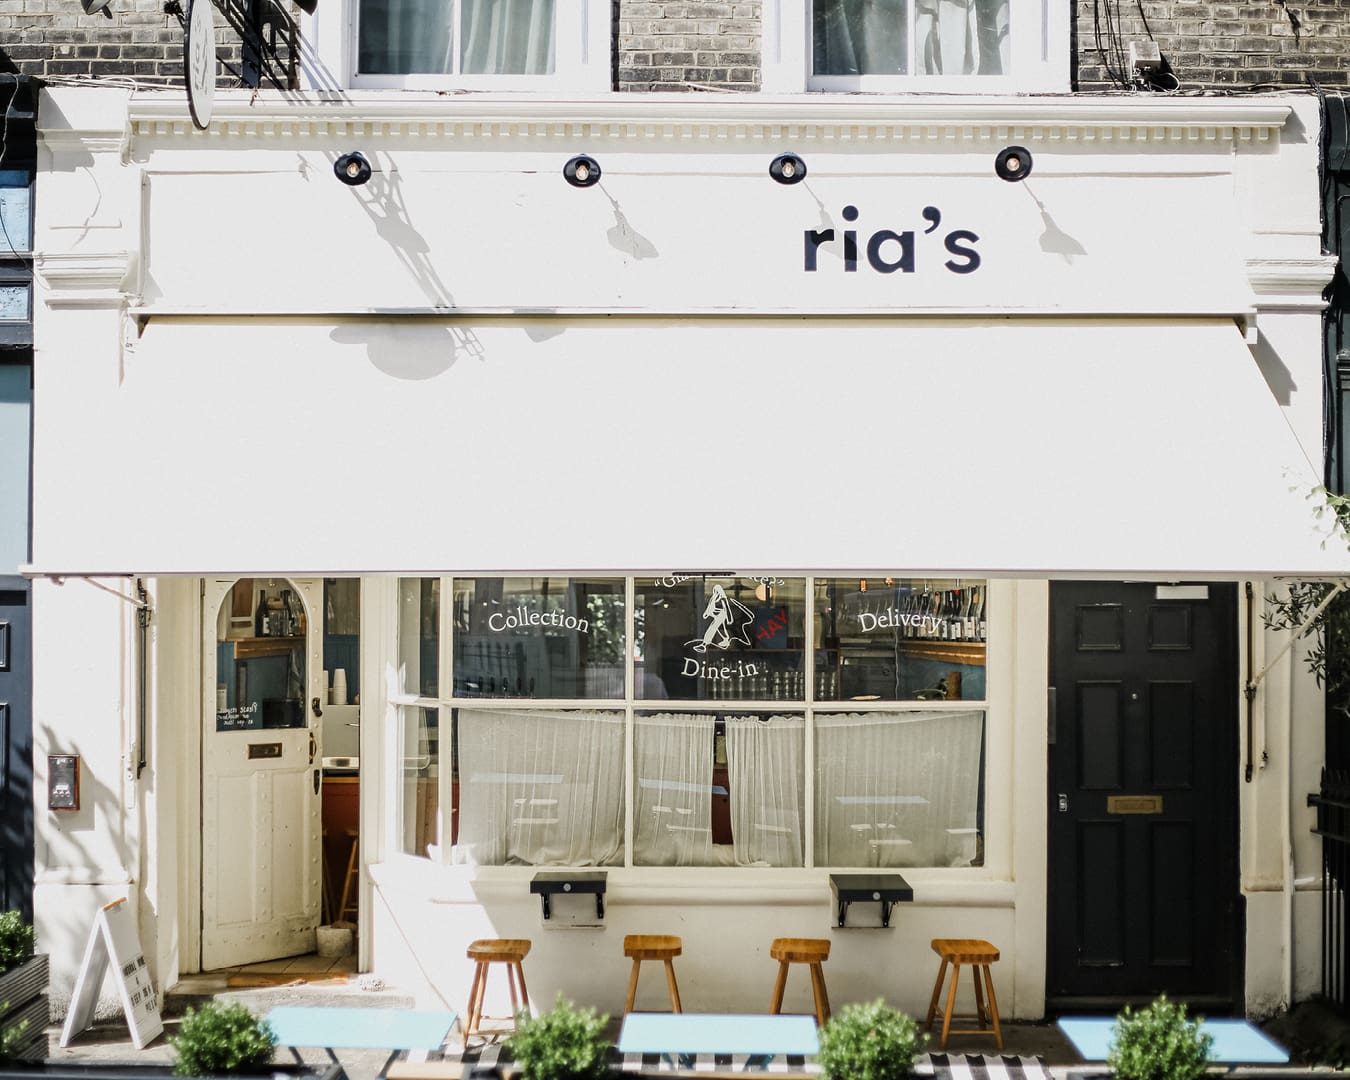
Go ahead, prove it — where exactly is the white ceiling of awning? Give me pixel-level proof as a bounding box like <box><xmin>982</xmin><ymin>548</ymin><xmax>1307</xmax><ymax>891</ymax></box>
<box><xmin>29</xmin><ymin>316</ymin><xmax>1350</xmax><ymax>579</ymax></box>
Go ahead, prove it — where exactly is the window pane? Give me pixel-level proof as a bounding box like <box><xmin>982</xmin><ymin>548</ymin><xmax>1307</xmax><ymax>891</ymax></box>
<box><xmin>451</xmin><ymin>707</ymin><xmax>623</xmax><ymax>866</ymax></box>
<box><xmin>634</xmin><ymin>711</ymin><xmax>804</xmax><ymax>868</ymax></box>
<box><xmin>815</xmin><ymin>577</ymin><xmax>987</xmax><ymax>702</ymax></box>
<box><xmin>914</xmin><ymin>0</ymin><xmax>1009</xmax><ymax>74</ymax></box>
<box><xmin>460</xmin><ymin>0</ymin><xmax>556</xmax><ymax>74</ymax></box>
<box><xmin>323</xmin><ymin>578</ymin><xmax>360</xmax><ymax>707</ymax></box>
<box><xmin>399</xmin><ymin>578</ymin><xmax>440</xmax><ymax>697</ymax></box>
<box><xmin>358</xmin><ymin>0</ymin><xmax>453</xmax><ymax>73</ymax></box>
<box><xmin>813</xmin><ymin>0</ymin><xmax>909</xmax><ymax>75</ymax></box>
<box><xmin>636</xmin><ymin>576</ymin><xmax>806</xmax><ymax>702</ymax></box>
<box><xmin>0</xmin><ymin>172</ymin><xmax>32</xmax><ymax>252</ymax></box>
<box><xmin>815</xmin><ymin>710</ymin><xmax>984</xmax><ymax>867</ymax></box>
<box><xmin>399</xmin><ymin>705</ymin><xmax>441</xmax><ymax>858</ymax></box>
<box><xmin>453</xmin><ymin>577</ymin><xmax>624</xmax><ymax>699</ymax></box>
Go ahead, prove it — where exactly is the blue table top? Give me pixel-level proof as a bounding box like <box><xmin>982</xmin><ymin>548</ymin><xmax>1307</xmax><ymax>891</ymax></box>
<box><xmin>1057</xmin><ymin>1018</ymin><xmax>1289</xmax><ymax>1064</ymax></box>
<box><xmin>266</xmin><ymin>1007</ymin><xmax>457</xmax><ymax>1051</ymax></box>
<box><xmin>618</xmin><ymin>1014</ymin><xmax>819</xmax><ymax>1056</ymax></box>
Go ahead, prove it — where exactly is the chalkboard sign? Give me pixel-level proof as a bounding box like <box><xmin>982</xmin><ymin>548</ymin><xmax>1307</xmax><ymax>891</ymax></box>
<box><xmin>60</xmin><ymin>897</ymin><xmax>164</xmax><ymax>1049</ymax></box>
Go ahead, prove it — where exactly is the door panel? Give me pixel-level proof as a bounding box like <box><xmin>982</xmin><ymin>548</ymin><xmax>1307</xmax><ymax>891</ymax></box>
<box><xmin>201</xmin><ymin>578</ymin><xmax>323</xmax><ymax>970</ymax></box>
<box><xmin>1047</xmin><ymin>581</ymin><xmax>1240</xmax><ymax>1009</ymax></box>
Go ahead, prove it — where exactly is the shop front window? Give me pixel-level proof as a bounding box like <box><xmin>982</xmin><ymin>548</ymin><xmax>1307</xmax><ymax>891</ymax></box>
<box><xmin>635</xmin><ymin>576</ymin><xmax>806</xmax><ymax>702</ymax></box>
<box><xmin>816</xmin><ymin>577</ymin><xmax>987</xmax><ymax>702</ymax></box>
<box><xmin>452</xmin><ymin>708</ymin><xmax>624</xmax><ymax>866</ymax></box>
<box><xmin>398</xmin><ymin>578</ymin><xmax>440</xmax><ymax>857</ymax></box>
<box><xmin>814</xmin><ymin>710</ymin><xmax>984</xmax><ymax>867</ymax></box>
<box><xmin>391</xmin><ymin>574</ymin><xmax>988</xmax><ymax>870</ymax></box>
<box><xmin>453</xmin><ymin>577</ymin><xmax>625</xmax><ymax>699</ymax></box>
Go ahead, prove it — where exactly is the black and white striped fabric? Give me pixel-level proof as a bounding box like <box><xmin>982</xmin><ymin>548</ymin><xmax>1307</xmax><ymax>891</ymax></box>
<box><xmin>406</xmin><ymin>1045</ymin><xmax>1052</xmax><ymax>1079</ymax></box>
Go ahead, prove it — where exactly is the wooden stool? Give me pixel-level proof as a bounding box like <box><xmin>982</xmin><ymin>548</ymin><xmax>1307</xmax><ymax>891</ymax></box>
<box><xmin>925</xmin><ymin>938</ymin><xmax>1002</xmax><ymax>1050</ymax></box>
<box><xmin>768</xmin><ymin>938</ymin><xmax>831</xmax><ymax>1027</ymax></box>
<box><xmin>463</xmin><ymin>938</ymin><xmax>531</xmax><ymax>1047</ymax></box>
<box><xmin>337</xmin><ymin>828</ymin><xmax>359</xmax><ymax>922</ymax></box>
<box><xmin>624</xmin><ymin>934</ymin><xmax>683</xmax><ymax>1014</ymax></box>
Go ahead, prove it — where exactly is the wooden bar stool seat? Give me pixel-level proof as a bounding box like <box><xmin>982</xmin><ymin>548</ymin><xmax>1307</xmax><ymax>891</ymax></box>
<box><xmin>925</xmin><ymin>938</ymin><xmax>1002</xmax><ymax>1050</ymax></box>
<box><xmin>768</xmin><ymin>937</ymin><xmax>831</xmax><ymax>1027</ymax></box>
<box><xmin>463</xmin><ymin>938</ymin><xmax>531</xmax><ymax>1047</ymax></box>
<box><xmin>623</xmin><ymin>934</ymin><xmax>683</xmax><ymax>1014</ymax></box>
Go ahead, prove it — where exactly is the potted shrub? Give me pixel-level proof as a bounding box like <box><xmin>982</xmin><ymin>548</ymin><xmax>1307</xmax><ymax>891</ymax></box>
<box><xmin>168</xmin><ymin>1001</ymin><xmax>278</xmax><ymax>1077</ymax></box>
<box><xmin>0</xmin><ymin>912</ymin><xmax>46</xmax><ymax>1063</ymax></box>
<box><xmin>1107</xmin><ymin>995</ymin><xmax>1215</xmax><ymax>1080</ymax></box>
<box><xmin>506</xmin><ymin>995</ymin><xmax>611</xmax><ymax>1080</ymax></box>
<box><xmin>817</xmin><ymin>998</ymin><xmax>926</xmax><ymax>1080</ymax></box>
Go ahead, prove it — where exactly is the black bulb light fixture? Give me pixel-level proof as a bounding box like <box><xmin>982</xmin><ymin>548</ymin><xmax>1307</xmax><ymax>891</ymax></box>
<box><xmin>334</xmin><ymin>151</ymin><xmax>372</xmax><ymax>186</ymax></box>
<box><xmin>769</xmin><ymin>153</ymin><xmax>807</xmax><ymax>185</ymax></box>
<box><xmin>994</xmin><ymin>146</ymin><xmax>1033</xmax><ymax>182</ymax></box>
<box><xmin>564</xmin><ymin>155</ymin><xmax>601</xmax><ymax>188</ymax></box>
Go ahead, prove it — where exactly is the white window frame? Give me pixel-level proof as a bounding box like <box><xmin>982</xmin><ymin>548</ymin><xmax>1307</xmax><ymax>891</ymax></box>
<box><xmin>301</xmin><ymin>0</ymin><xmax>611</xmax><ymax>93</ymax></box>
<box><xmin>760</xmin><ymin>0</ymin><xmax>1069</xmax><ymax>93</ymax></box>
<box><xmin>386</xmin><ymin>574</ymin><xmax>1000</xmax><ymax>874</ymax></box>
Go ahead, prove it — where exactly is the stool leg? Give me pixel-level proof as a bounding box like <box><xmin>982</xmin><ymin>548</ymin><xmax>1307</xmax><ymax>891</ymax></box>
<box><xmin>514</xmin><ymin>961</ymin><xmax>531</xmax><ymax>1017</ymax></box>
<box><xmin>940</xmin><ymin>961</ymin><xmax>962</xmax><ymax>1049</ymax></box>
<box><xmin>769</xmin><ymin>961</ymin><xmax>790</xmax><ymax>1014</ymax></box>
<box><xmin>972</xmin><ymin>962</ymin><xmax>988</xmax><ymax>1030</ymax></box>
<box><xmin>809</xmin><ymin>962</ymin><xmax>830</xmax><ymax>1027</ymax></box>
<box><xmin>663</xmin><ymin>959</ymin><xmax>683</xmax><ymax>1013</ymax></box>
<box><xmin>982</xmin><ymin>964</ymin><xmax>1003</xmax><ymax>1050</ymax></box>
<box><xmin>506</xmin><ymin>962</ymin><xmax>521</xmax><ymax>1019</ymax></box>
<box><xmin>926</xmin><ymin>959</ymin><xmax>949</xmax><ymax>1031</ymax></box>
<box><xmin>625</xmin><ymin>959</ymin><xmax>642</xmax><ymax>1014</ymax></box>
<box><xmin>464</xmin><ymin>962</ymin><xmax>486</xmax><ymax>1047</ymax></box>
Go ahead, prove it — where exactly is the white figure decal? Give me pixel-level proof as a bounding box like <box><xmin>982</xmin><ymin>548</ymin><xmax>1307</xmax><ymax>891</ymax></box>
<box><xmin>688</xmin><ymin>584</ymin><xmax>756</xmax><ymax>653</ymax></box>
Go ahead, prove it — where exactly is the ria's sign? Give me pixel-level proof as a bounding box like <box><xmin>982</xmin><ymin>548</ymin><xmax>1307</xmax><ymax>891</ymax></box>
<box><xmin>805</xmin><ymin>204</ymin><xmax>981</xmax><ymax>275</ymax></box>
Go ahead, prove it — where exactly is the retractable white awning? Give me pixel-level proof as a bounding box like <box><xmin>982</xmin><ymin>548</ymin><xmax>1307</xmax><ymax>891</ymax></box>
<box><xmin>28</xmin><ymin>316</ymin><xmax>1350</xmax><ymax>579</ymax></box>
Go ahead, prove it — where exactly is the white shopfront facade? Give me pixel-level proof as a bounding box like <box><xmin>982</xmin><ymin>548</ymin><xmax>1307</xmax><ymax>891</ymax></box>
<box><xmin>28</xmin><ymin>88</ymin><xmax>1350</xmax><ymax>1021</ymax></box>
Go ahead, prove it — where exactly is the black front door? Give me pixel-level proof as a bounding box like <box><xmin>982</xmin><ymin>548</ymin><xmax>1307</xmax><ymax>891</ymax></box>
<box><xmin>1047</xmin><ymin>581</ymin><xmax>1240</xmax><ymax>1011</ymax></box>
<box><xmin>0</xmin><ymin>578</ymin><xmax>33</xmax><ymax>920</ymax></box>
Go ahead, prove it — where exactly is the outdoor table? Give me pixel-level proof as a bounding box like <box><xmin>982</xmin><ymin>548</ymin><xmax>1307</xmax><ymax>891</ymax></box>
<box><xmin>618</xmin><ymin>1012</ymin><xmax>819</xmax><ymax>1071</ymax></box>
<box><xmin>266</xmin><ymin>1005</ymin><xmax>458</xmax><ymax>1074</ymax></box>
<box><xmin>1057</xmin><ymin>1017</ymin><xmax>1289</xmax><ymax>1065</ymax></box>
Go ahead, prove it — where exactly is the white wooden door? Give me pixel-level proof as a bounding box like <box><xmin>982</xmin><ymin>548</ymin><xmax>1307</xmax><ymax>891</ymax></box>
<box><xmin>201</xmin><ymin>577</ymin><xmax>323</xmax><ymax>970</ymax></box>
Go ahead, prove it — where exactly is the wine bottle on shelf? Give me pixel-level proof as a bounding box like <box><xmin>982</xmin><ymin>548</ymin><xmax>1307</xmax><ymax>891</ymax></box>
<box><xmin>976</xmin><ymin>586</ymin><xmax>987</xmax><ymax>641</ymax></box>
<box><xmin>255</xmin><ymin>590</ymin><xmax>269</xmax><ymax>637</ymax></box>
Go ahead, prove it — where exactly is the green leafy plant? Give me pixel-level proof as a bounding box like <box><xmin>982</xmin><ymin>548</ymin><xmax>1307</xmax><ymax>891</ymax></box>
<box><xmin>169</xmin><ymin>1001</ymin><xmax>277</xmax><ymax>1076</ymax></box>
<box><xmin>0</xmin><ymin>912</ymin><xmax>36</xmax><ymax>974</ymax></box>
<box><xmin>0</xmin><ymin>1002</ymin><xmax>28</xmax><ymax>1063</ymax></box>
<box><xmin>818</xmin><ymin>998</ymin><xmax>927</xmax><ymax>1080</ymax></box>
<box><xmin>506</xmin><ymin>995</ymin><xmax>611</xmax><ymax>1080</ymax></box>
<box><xmin>1108</xmin><ymin>995</ymin><xmax>1214</xmax><ymax>1080</ymax></box>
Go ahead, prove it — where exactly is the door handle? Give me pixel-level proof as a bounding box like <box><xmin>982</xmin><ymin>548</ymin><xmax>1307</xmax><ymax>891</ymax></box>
<box><xmin>312</xmin><ymin>696</ymin><xmax>324</xmax><ymax>719</ymax></box>
<box><xmin>1057</xmin><ymin>793</ymin><xmax>1069</xmax><ymax>813</ymax></box>
<box><xmin>313</xmin><ymin>768</ymin><xmax>320</xmax><ymax>795</ymax></box>
<box><xmin>308</xmin><ymin>731</ymin><xmax>317</xmax><ymax>765</ymax></box>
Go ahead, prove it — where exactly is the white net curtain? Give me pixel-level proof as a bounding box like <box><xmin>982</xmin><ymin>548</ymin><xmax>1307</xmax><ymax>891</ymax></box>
<box><xmin>634</xmin><ymin>713</ymin><xmax>717</xmax><ymax>866</ymax></box>
<box><xmin>359</xmin><ymin>0</ymin><xmax>554</xmax><ymax>75</ymax></box>
<box><xmin>453</xmin><ymin>708</ymin><xmax>624</xmax><ymax>866</ymax></box>
<box><xmin>726</xmin><ymin>715</ymin><xmax>805</xmax><ymax>868</ymax></box>
<box><xmin>814</xmin><ymin>710</ymin><xmax>984</xmax><ymax>868</ymax></box>
<box><xmin>814</xmin><ymin>0</ymin><xmax>1010</xmax><ymax>76</ymax></box>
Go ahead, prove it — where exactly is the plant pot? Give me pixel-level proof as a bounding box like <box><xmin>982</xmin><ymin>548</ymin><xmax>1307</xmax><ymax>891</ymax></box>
<box><xmin>0</xmin><ymin>956</ymin><xmax>49</xmax><ymax>1063</ymax></box>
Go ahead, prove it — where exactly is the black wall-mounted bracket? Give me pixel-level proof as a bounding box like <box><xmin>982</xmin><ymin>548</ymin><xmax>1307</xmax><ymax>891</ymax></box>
<box><xmin>530</xmin><ymin>871</ymin><xmax>606</xmax><ymax>920</ymax></box>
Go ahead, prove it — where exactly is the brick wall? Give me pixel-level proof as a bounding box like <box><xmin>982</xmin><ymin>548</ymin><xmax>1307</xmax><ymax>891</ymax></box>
<box><xmin>1074</xmin><ymin>0</ymin><xmax>1350</xmax><ymax>88</ymax></box>
<box><xmin>615</xmin><ymin>0</ymin><xmax>761</xmax><ymax>91</ymax></box>
<box><xmin>3</xmin><ymin>0</ymin><xmax>1347</xmax><ymax>93</ymax></box>
<box><xmin>0</xmin><ymin>0</ymin><xmax>279</xmax><ymax>88</ymax></box>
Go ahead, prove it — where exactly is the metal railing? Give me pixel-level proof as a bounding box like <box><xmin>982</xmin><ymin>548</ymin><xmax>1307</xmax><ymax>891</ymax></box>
<box><xmin>1310</xmin><ymin>768</ymin><xmax>1350</xmax><ymax>1009</ymax></box>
